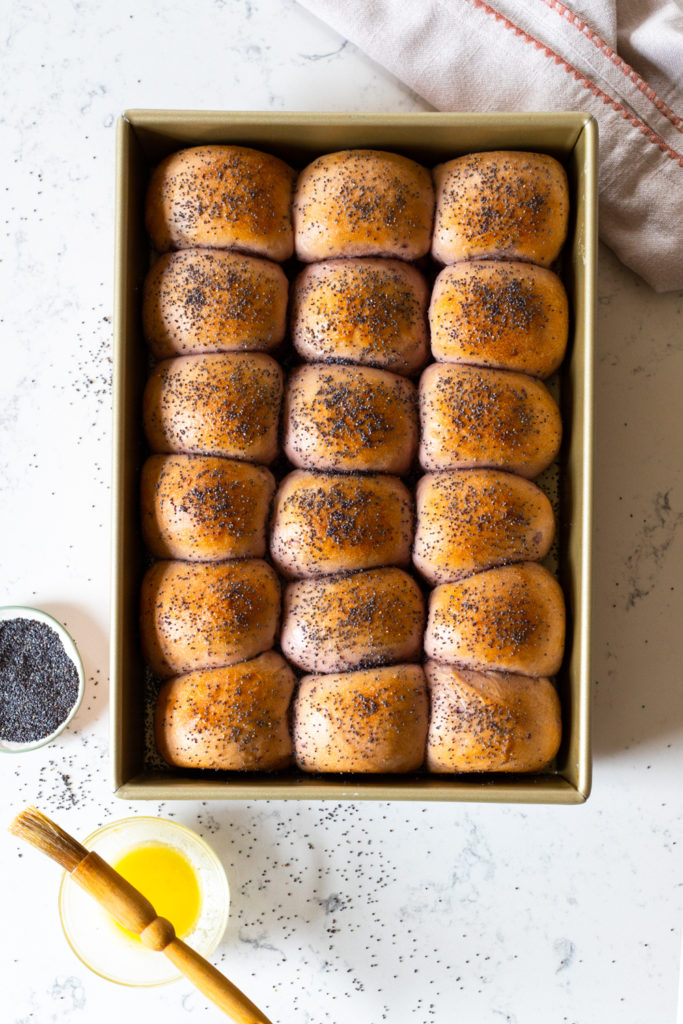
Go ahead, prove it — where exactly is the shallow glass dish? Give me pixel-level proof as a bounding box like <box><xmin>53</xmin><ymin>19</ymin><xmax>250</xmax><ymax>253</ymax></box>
<box><xmin>58</xmin><ymin>816</ymin><xmax>230</xmax><ymax>986</ymax></box>
<box><xmin>0</xmin><ymin>605</ymin><xmax>85</xmax><ymax>753</ymax></box>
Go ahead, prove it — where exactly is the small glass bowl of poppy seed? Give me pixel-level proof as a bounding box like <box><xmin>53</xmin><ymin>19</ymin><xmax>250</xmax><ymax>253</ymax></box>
<box><xmin>0</xmin><ymin>607</ymin><xmax>85</xmax><ymax>752</ymax></box>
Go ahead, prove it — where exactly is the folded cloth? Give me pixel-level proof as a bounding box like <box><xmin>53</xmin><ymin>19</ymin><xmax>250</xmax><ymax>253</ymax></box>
<box><xmin>297</xmin><ymin>0</ymin><xmax>683</xmax><ymax>292</ymax></box>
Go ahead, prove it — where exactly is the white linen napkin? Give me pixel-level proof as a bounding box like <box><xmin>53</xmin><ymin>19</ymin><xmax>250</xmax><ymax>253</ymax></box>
<box><xmin>297</xmin><ymin>0</ymin><xmax>683</xmax><ymax>292</ymax></box>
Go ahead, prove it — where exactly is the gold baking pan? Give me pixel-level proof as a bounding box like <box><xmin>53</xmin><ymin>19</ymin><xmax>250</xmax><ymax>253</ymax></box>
<box><xmin>112</xmin><ymin>110</ymin><xmax>596</xmax><ymax>803</ymax></box>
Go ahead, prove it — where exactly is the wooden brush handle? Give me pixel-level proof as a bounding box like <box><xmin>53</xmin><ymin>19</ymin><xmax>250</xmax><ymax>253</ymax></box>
<box><xmin>71</xmin><ymin>853</ymin><xmax>273</xmax><ymax>1023</ymax></box>
<box><xmin>164</xmin><ymin>938</ymin><xmax>273</xmax><ymax>1024</ymax></box>
<box><xmin>71</xmin><ymin>852</ymin><xmax>159</xmax><ymax>932</ymax></box>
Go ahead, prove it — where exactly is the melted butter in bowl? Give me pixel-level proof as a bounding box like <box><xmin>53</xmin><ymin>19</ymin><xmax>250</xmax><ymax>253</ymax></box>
<box><xmin>113</xmin><ymin>842</ymin><xmax>202</xmax><ymax>941</ymax></box>
<box><xmin>59</xmin><ymin>817</ymin><xmax>229</xmax><ymax>986</ymax></box>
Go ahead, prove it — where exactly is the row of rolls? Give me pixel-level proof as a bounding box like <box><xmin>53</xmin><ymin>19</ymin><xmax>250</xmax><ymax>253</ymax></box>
<box><xmin>141</xmin><ymin>143</ymin><xmax>570</xmax><ymax>775</ymax></box>
<box><xmin>145</xmin><ymin>144</ymin><xmax>568</xmax><ymax>268</ymax></box>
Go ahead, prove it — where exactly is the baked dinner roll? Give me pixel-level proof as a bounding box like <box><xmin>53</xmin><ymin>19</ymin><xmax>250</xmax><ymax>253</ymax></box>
<box><xmin>143</xmin><ymin>352</ymin><xmax>283</xmax><ymax>464</ymax></box>
<box><xmin>294</xmin><ymin>150</ymin><xmax>434</xmax><ymax>262</ymax></box>
<box><xmin>281</xmin><ymin>568</ymin><xmax>425</xmax><ymax>673</ymax></box>
<box><xmin>141</xmin><ymin>454</ymin><xmax>275</xmax><ymax>562</ymax></box>
<box><xmin>155</xmin><ymin>652</ymin><xmax>296</xmax><ymax>771</ymax></box>
<box><xmin>429</xmin><ymin>261</ymin><xmax>569</xmax><ymax>379</ymax></box>
<box><xmin>425</xmin><ymin>662</ymin><xmax>561</xmax><ymax>773</ymax></box>
<box><xmin>291</xmin><ymin>259</ymin><xmax>429</xmax><ymax>375</ymax></box>
<box><xmin>293</xmin><ymin>664</ymin><xmax>428</xmax><ymax>773</ymax></box>
<box><xmin>413</xmin><ymin>469</ymin><xmax>554</xmax><ymax>584</ymax></box>
<box><xmin>432</xmin><ymin>151</ymin><xmax>569</xmax><ymax>266</ymax></box>
<box><xmin>284</xmin><ymin>363</ymin><xmax>418</xmax><ymax>475</ymax></box>
<box><xmin>143</xmin><ymin>249</ymin><xmax>288</xmax><ymax>359</ymax></box>
<box><xmin>145</xmin><ymin>145</ymin><xmax>295</xmax><ymax>260</ymax></box>
<box><xmin>424</xmin><ymin>562</ymin><xmax>565</xmax><ymax>677</ymax></box>
<box><xmin>419</xmin><ymin>363</ymin><xmax>561</xmax><ymax>478</ymax></box>
<box><xmin>140</xmin><ymin>559</ymin><xmax>280</xmax><ymax>678</ymax></box>
<box><xmin>270</xmin><ymin>470</ymin><xmax>413</xmax><ymax>578</ymax></box>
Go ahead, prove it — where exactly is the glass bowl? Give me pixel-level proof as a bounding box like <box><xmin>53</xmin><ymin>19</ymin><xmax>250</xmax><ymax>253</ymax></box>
<box><xmin>58</xmin><ymin>816</ymin><xmax>230</xmax><ymax>986</ymax></box>
<box><xmin>0</xmin><ymin>606</ymin><xmax>85</xmax><ymax>753</ymax></box>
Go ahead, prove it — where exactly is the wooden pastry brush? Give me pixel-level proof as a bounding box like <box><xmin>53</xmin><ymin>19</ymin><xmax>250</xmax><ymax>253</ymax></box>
<box><xmin>10</xmin><ymin>807</ymin><xmax>273</xmax><ymax>1024</ymax></box>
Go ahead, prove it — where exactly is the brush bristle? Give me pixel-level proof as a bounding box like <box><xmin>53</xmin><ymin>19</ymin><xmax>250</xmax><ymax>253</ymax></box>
<box><xmin>9</xmin><ymin>807</ymin><xmax>88</xmax><ymax>872</ymax></box>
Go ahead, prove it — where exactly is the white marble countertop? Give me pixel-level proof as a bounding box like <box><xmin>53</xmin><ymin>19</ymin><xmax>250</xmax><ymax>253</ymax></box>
<box><xmin>1</xmin><ymin>1</ymin><xmax>682</xmax><ymax>1021</ymax></box>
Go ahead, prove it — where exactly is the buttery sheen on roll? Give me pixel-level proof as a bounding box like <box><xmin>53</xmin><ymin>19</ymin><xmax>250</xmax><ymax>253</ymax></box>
<box><xmin>155</xmin><ymin>652</ymin><xmax>296</xmax><ymax>771</ymax></box>
<box><xmin>425</xmin><ymin>662</ymin><xmax>562</xmax><ymax>773</ymax></box>
<box><xmin>293</xmin><ymin>664</ymin><xmax>428</xmax><ymax>773</ymax></box>
<box><xmin>140</xmin><ymin>559</ymin><xmax>280</xmax><ymax>678</ymax></box>
<box><xmin>413</xmin><ymin>469</ymin><xmax>555</xmax><ymax>584</ymax></box>
<box><xmin>429</xmin><ymin>261</ymin><xmax>569</xmax><ymax>378</ymax></box>
<box><xmin>281</xmin><ymin>568</ymin><xmax>425</xmax><ymax>673</ymax></box>
<box><xmin>270</xmin><ymin>470</ymin><xmax>413</xmax><ymax>578</ymax></box>
<box><xmin>291</xmin><ymin>259</ymin><xmax>429</xmax><ymax>375</ymax></box>
<box><xmin>294</xmin><ymin>149</ymin><xmax>434</xmax><ymax>261</ymax></box>
<box><xmin>143</xmin><ymin>249</ymin><xmax>288</xmax><ymax>359</ymax></box>
<box><xmin>141</xmin><ymin>454</ymin><xmax>275</xmax><ymax>562</ymax></box>
<box><xmin>424</xmin><ymin>562</ymin><xmax>565</xmax><ymax>676</ymax></box>
<box><xmin>145</xmin><ymin>145</ymin><xmax>296</xmax><ymax>259</ymax></box>
<box><xmin>143</xmin><ymin>352</ymin><xmax>283</xmax><ymax>464</ymax></box>
<box><xmin>284</xmin><ymin>363</ymin><xmax>418</xmax><ymax>474</ymax></box>
<box><xmin>432</xmin><ymin>151</ymin><xmax>569</xmax><ymax>266</ymax></box>
<box><xmin>419</xmin><ymin>363</ymin><xmax>561</xmax><ymax>478</ymax></box>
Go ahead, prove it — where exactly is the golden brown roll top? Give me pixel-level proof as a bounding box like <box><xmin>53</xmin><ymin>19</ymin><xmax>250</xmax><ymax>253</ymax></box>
<box><xmin>432</xmin><ymin>151</ymin><xmax>569</xmax><ymax>266</ymax></box>
<box><xmin>429</xmin><ymin>261</ymin><xmax>569</xmax><ymax>378</ymax></box>
<box><xmin>425</xmin><ymin>662</ymin><xmax>561</xmax><ymax>773</ymax></box>
<box><xmin>413</xmin><ymin>469</ymin><xmax>555</xmax><ymax>584</ymax></box>
<box><xmin>281</xmin><ymin>568</ymin><xmax>425</xmax><ymax>674</ymax></box>
<box><xmin>419</xmin><ymin>363</ymin><xmax>561</xmax><ymax>478</ymax></box>
<box><xmin>270</xmin><ymin>470</ymin><xmax>413</xmax><ymax>578</ymax></box>
<box><xmin>140</xmin><ymin>559</ymin><xmax>281</xmax><ymax>678</ymax></box>
<box><xmin>155</xmin><ymin>652</ymin><xmax>296</xmax><ymax>771</ymax></box>
<box><xmin>424</xmin><ymin>562</ymin><xmax>565</xmax><ymax>676</ymax></box>
<box><xmin>145</xmin><ymin>145</ymin><xmax>296</xmax><ymax>260</ymax></box>
<box><xmin>141</xmin><ymin>454</ymin><xmax>275</xmax><ymax>562</ymax></box>
<box><xmin>291</xmin><ymin>259</ymin><xmax>429</xmax><ymax>375</ymax></box>
<box><xmin>143</xmin><ymin>352</ymin><xmax>283</xmax><ymax>464</ymax></box>
<box><xmin>284</xmin><ymin>363</ymin><xmax>418</xmax><ymax>474</ymax></box>
<box><xmin>293</xmin><ymin>664</ymin><xmax>428</xmax><ymax>773</ymax></box>
<box><xmin>142</xmin><ymin>249</ymin><xmax>288</xmax><ymax>359</ymax></box>
<box><xmin>294</xmin><ymin>149</ymin><xmax>434</xmax><ymax>262</ymax></box>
